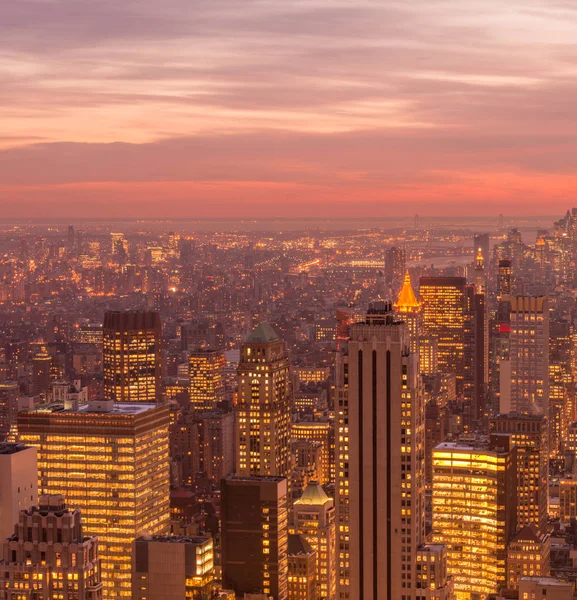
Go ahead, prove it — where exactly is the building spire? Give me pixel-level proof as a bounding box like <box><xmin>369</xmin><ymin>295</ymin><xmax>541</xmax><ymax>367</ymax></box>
<box><xmin>394</xmin><ymin>270</ymin><xmax>421</xmax><ymax>312</ymax></box>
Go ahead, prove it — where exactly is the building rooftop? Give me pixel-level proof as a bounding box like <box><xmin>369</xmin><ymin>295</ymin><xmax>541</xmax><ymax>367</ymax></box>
<box><xmin>394</xmin><ymin>270</ymin><xmax>421</xmax><ymax>311</ymax></box>
<box><xmin>288</xmin><ymin>533</ymin><xmax>314</xmax><ymax>556</ymax></box>
<box><xmin>246</xmin><ymin>322</ymin><xmax>281</xmax><ymax>344</ymax></box>
<box><xmin>22</xmin><ymin>399</ymin><xmax>159</xmax><ymax>416</ymax></box>
<box><xmin>295</xmin><ymin>481</ymin><xmax>331</xmax><ymax>506</ymax></box>
<box><xmin>134</xmin><ymin>535</ymin><xmax>211</xmax><ymax>545</ymax></box>
<box><xmin>0</xmin><ymin>442</ymin><xmax>33</xmax><ymax>455</ymax></box>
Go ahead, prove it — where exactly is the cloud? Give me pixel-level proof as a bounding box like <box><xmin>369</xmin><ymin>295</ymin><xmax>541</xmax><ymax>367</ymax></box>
<box><xmin>1</xmin><ymin>0</ymin><xmax>576</xmax><ymax>215</ymax></box>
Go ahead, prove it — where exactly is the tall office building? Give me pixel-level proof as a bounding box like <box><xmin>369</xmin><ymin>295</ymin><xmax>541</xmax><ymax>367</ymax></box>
<box><xmin>385</xmin><ymin>246</ymin><xmax>406</xmax><ymax>289</ymax></box>
<box><xmin>189</xmin><ymin>349</ymin><xmax>225</xmax><ymax>410</ymax></box>
<box><xmin>291</xmin><ymin>422</ymin><xmax>332</xmax><ymax>485</ymax></box>
<box><xmin>414</xmin><ymin>545</ymin><xmax>455</xmax><ymax>600</ymax></box>
<box><xmin>0</xmin><ymin>494</ymin><xmax>102</xmax><ymax>600</ymax></box>
<box><xmin>31</xmin><ymin>351</ymin><xmax>52</xmax><ymax>396</ymax></box>
<box><xmin>0</xmin><ymin>443</ymin><xmax>38</xmax><ymax>542</ymax></box>
<box><xmin>291</xmin><ymin>481</ymin><xmax>337</xmax><ymax>600</ymax></box>
<box><xmin>17</xmin><ymin>399</ymin><xmax>170</xmax><ymax>599</ymax></box>
<box><xmin>394</xmin><ymin>270</ymin><xmax>422</xmax><ymax>355</ymax></box>
<box><xmin>472</xmin><ymin>250</ymin><xmax>489</xmax><ymax>422</ymax></box>
<box><xmin>335</xmin><ymin>302</ymin><xmax>425</xmax><ymax>600</ymax></box>
<box><xmin>508</xmin><ymin>297</ymin><xmax>549</xmax><ymax>415</ymax></box>
<box><xmin>132</xmin><ymin>536</ymin><xmax>215</xmax><ymax>600</ymax></box>
<box><xmin>490</xmin><ymin>414</ymin><xmax>548</xmax><ymax>532</ymax></box>
<box><xmin>432</xmin><ymin>435</ymin><xmax>517</xmax><ymax>599</ymax></box>
<box><xmin>287</xmin><ymin>534</ymin><xmax>317</xmax><ymax>600</ymax></box>
<box><xmin>473</xmin><ymin>233</ymin><xmax>490</xmax><ymax>268</ymax></box>
<box><xmin>420</xmin><ymin>277</ymin><xmax>475</xmax><ymax>403</ymax></box>
<box><xmin>497</xmin><ymin>259</ymin><xmax>512</xmax><ymax>299</ymax></box>
<box><xmin>221</xmin><ymin>475</ymin><xmax>288</xmax><ymax>600</ymax></box>
<box><xmin>236</xmin><ymin>323</ymin><xmax>291</xmax><ymax>477</ymax></box>
<box><xmin>0</xmin><ymin>381</ymin><xmax>19</xmax><ymax>438</ymax></box>
<box><xmin>103</xmin><ymin>310</ymin><xmax>162</xmax><ymax>403</ymax></box>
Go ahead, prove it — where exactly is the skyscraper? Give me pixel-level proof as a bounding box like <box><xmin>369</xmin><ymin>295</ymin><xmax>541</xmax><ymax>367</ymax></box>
<box><xmin>490</xmin><ymin>414</ymin><xmax>548</xmax><ymax>532</ymax></box>
<box><xmin>103</xmin><ymin>310</ymin><xmax>162</xmax><ymax>403</ymax></box>
<box><xmin>335</xmin><ymin>302</ymin><xmax>425</xmax><ymax>600</ymax></box>
<box><xmin>508</xmin><ymin>296</ymin><xmax>549</xmax><ymax>415</ymax></box>
<box><xmin>432</xmin><ymin>435</ymin><xmax>517</xmax><ymax>599</ymax></box>
<box><xmin>189</xmin><ymin>349</ymin><xmax>225</xmax><ymax>410</ymax></box>
<box><xmin>473</xmin><ymin>233</ymin><xmax>490</xmax><ymax>268</ymax></box>
<box><xmin>419</xmin><ymin>277</ymin><xmax>475</xmax><ymax>403</ymax></box>
<box><xmin>0</xmin><ymin>442</ymin><xmax>38</xmax><ymax>542</ymax></box>
<box><xmin>17</xmin><ymin>399</ymin><xmax>170</xmax><ymax>599</ymax></box>
<box><xmin>235</xmin><ymin>322</ymin><xmax>291</xmax><ymax>477</ymax></box>
<box><xmin>497</xmin><ymin>259</ymin><xmax>512</xmax><ymax>299</ymax></box>
<box><xmin>472</xmin><ymin>249</ymin><xmax>489</xmax><ymax>422</ymax></box>
<box><xmin>291</xmin><ymin>481</ymin><xmax>337</xmax><ymax>600</ymax></box>
<box><xmin>0</xmin><ymin>382</ymin><xmax>20</xmax><ymax>439</ymax></box>
<box><xmin>394</xmin><ymin>270</ymin><xmax>422</xmax><ymax>355</ymax></box>
<box><xmin>287</xmin><ymin>534</ymin><xmax>317</xmax><ymax>600</ymax></box>
<box><xmin>0</xmin><ymin>494</ymin><xmax>102</xmax><ymax>600</ymax></box>
<box><xmin>221</xmin><ymin>475</ymin><xmax>288</xmax><ymax>600</ymax></box>
<box><xmin>31</xmin><ymin>351</ymin><xmax>52</xmax><ymax>396</ymax></box>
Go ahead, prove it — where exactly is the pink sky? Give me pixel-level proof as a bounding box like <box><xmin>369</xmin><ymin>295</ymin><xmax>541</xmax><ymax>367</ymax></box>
<box><xmin>1</xmin><ymin>0</ymin><xmax>577</xmax><ymax>217</ymax></box>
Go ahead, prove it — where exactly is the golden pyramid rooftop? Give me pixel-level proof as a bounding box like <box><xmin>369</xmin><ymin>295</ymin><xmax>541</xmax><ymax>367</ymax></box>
<box><xmin>394</xmin><ymin>270</ymin><xmax>421</xmax><ymax>312</ymax></box>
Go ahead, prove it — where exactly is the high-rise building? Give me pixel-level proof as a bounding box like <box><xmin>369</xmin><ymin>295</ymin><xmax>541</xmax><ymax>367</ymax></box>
<box><xmin>473</xmin><ymin>233</ymin><xmax>490</xmax><ymax>268</ymax></box>
<box><xmin>236</xmin><ymin>323</ymin><xmax>291</xmax><ymax>477</ymax></box>
<box><xmin>0</xmin><ymin>443</ymin><xmax>38</xmax><ymax>542</ymax></box>
<box><xmin>0</xmin><ymin>494</ymin><xmax>102</xmax><ymax>600</ymax></box>
<box><xmin>132</xmin><ymin>535</ymin><xmax>215</xmax><ymax>600</ymax></box>
<box><xmin>394</xmin><ymin>270</ymin><xmax>422</xmax><ymax>355</ymax></box>
<box><xmin>0</xmin><ymin>382</ymin><xmax>19</xmax><ymax>438</ymax></box>
<box><xmin>432</xmin><ymin>435</ymin><xmax>517</xmax><ymax>599</ymax></box>
<box><xmin>287</xmin><ymin>534</ymin><xmax>317</xmax><ymax>600</ymax></box>
<box><xmin>335</xmin><ymin>302</ymin><xmax>425</xmax><ymax>600</ymax></box>
<box><xmin>472</xmin><ymin>250</ymin><xmax>489</xmax><ymax>422</ymax></box>
<box><xmin>414</xmin><ymin>544</ymin><xmax>455</xmax><ymax>600</ymax></box>
<box><xmin>508</xmin><ymin>296</ymin><xmax>549</xmax><ymax>416</ymax></box>
<box><xmin>506</xmin><ymin>525</ymin><xmax>550</xmax><ymax>591</ymax></box>
<box><xmin>17</xmin><ymin>399</ymin><xmax>170</xmax><ymax>599</ymax></box>
<box><xmin>490</xmin><ymin>414</ymin><xmax>548</xmax><ymax>532</ymax></box>
<box><xmin>385</xmin><ymin>246</ymin><xmax>406</xmax><ymax>289</ymax></box>
<box><xmin>291</xmin><ymin>481</ymin><xmax>336</xmax><ymax>600</ymax></box>
<box><xmin>103</xmin><ymin>310</ymin><xmax>162</xmax><ymax>403</ymax></box>
<box><xmin>497</xmin><ymin>259</ymin><xmax>512</xmax><ymax>299</ymax></box>
<box><xmin>221</xmin><ymin>475</ymin><xmax>288</xmax><ymax>600</ymax></box>
<box><xmin>172</xmin><ymin>408</ymin><xmax>235</xmax><ymax>485</ymax></box>
<box><xmin>419</xmin><ymin>277</ymin><xmax>475</xmax><ymax>403</ymax></box>
<box><xmin>31</xmin><ymin>351</ymin><xmax>52</xmax><ymax>396</ymax></box>
<box><xmin>291</xmin><ymin>422</ymin><xmax>332</xmax><ymax>485</ymax></box>
<box><xmin>189</xmin><ymin>349</ymin><xmax>225</xmax><ymax>410</ymax></box>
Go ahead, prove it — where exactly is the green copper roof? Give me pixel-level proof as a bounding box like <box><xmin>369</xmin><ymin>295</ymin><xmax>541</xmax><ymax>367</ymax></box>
<box><xmin>247</xmin><ymin>322</ymin><xmax>281</xmax><ymax>343</ymax></box>
<box><xmin>294</xmin><ymin>480</ymin><xmax>330</xmax><ymax>506</ymax></box>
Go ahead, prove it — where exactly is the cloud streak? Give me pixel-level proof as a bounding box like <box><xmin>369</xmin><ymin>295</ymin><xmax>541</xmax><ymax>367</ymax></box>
<box><xmin>1</xmin><ymin>0</ymin><xmax>576</xmax><ymax>215</ymax></box>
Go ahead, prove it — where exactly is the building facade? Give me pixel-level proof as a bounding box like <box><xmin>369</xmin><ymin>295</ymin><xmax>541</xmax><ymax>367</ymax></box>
<box><xmin>132</xmin><ymin>536</ymin><xmax>215</xmax><ymax>600</ymax></box>
<box><xmin>17</xmin><ymin>400</ymin><xmax>170</xmax><ymax>600</ymax></box>
<box><xmin>235</xmin><ymin>323</ymin><xmax>291</xmax><ymax>477</ymax></box>
<box><xmin>432</xmin><ymin>436</ymin><xmax>517</xmax><ymax>599</ymax></box>
<box><xmin>221</xmin><ymin>475</ymin><xmax>288</xmax><ymax>600</ymax></box>
<box><xmin>102</xmin><ymin>311</ymin><xmax>162</xmax><ymax>403</ymax></box>
<box><xmin>336</xmin><ymin>302</ymin><xmax>425</xmax><ymax>600</ymax></box>
<box><xmin>0</xmin><ymin>494</ymin><xmax>102</xmax><ymax>600</ymax></box>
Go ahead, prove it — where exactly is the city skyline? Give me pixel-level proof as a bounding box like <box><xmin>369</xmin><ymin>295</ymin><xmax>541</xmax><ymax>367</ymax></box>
<box><xmin>2</xmin><ymin>1</ymin><xmax>577</xmax><ymax>217</ymax></box>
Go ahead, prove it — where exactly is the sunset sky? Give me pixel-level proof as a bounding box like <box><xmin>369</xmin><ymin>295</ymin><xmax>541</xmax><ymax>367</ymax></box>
<box><xmin>1</xmin><ymin>0</ymin><xmax>576</xmax><ymax>218</ymax></box>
